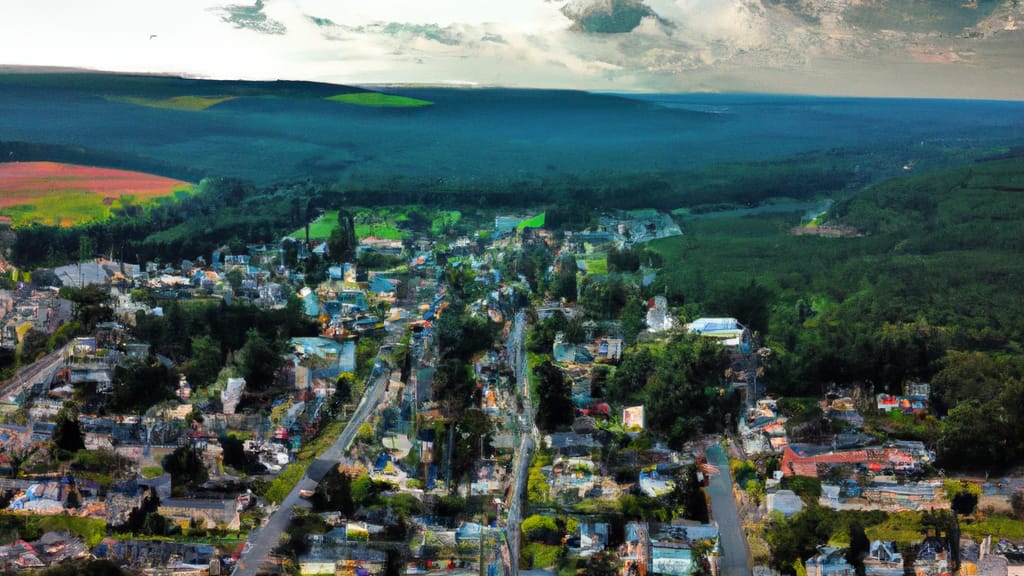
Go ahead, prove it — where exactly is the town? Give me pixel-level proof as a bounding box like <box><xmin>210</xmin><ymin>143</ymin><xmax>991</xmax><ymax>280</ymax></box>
<box><xmin>0</xmin><ymin>204</ymin><xmax>1021</xmax><ymax>576</ymax></box>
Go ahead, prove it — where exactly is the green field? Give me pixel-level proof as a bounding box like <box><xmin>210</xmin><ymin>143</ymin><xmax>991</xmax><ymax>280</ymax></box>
<box><xmin>326</xmin><ymin>93</ymin><xmax>433</xmax><ymax>108</ymax></box>
<box><xmin>289</xmin><ymin>210</ymin><xmax>340</xmax><ymax>239</ymax></box>
<box><xmin>517</xmin><ymin>212</ymin><xmax>546</xmax><ymax>231</ymax></box>
<box><xmin>582</xmin><ymin>258</ymin><xmax>608</xmax><ymax>275</ymax></box>
<box><xmin>288</xmin><ymin>210</ymin><xmax>405</xmax><ymax>240</ymax></box>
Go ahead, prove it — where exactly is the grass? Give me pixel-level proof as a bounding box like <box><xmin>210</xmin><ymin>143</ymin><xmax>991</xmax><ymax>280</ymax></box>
<box><xmin>431</xmin><ymin>210</ymin><xmax>461</xmax><ymax>235</ymax></box>
<box><xmin>326</xmin><ymin>93</ymin><xmax>433</xmax><ymax>108</ymax></box>
<box><xmin>961</xmin><ymin>515</ymin><xmax>1024</xmax><ymax>540</ymax></box>
<box><xmin>141</xmin><ymin>465</ymin><xmax>165</xmax><ymax>479</ymax></box>
<box><xmin>38</xmin><ymin>516</ymin><xmax>107</xmax><ymax>547</ymax></box>
<box><xmin>522</xmin><ymin>542</ymin><xmax>560</xmax><ymax>569</ymax></box>
<box><xmin>517</xmin><ymin>212</ymin><xmax>545</xmax><ymax>231</ymax></box>
<box><xmin>264</xmin><ymin>420</ymin><xmax>349</xmax><ymax>504</ymax></box>
<box><xmin>863</xmin><ymin>512</ymin><xmax>924</xmax><ymax>544</ymax></box>
<box><xmin>108</xmin><ymin>95</ymin><xmax>236</xmax><ymax>111</ymax></box>
<box><xmin>355</xmin><ymin>223</ymin><xmax>405</xmax><ymax>240</ymax></box>
<box><xmin>583</xmin><ymin>258</ymin><xmax>608</xmax><ymax>275</ymax></box>
<box><xmin>289</xmin><ymin>210</ymin><xmax>339</xmax><ymax>240</ymax></box>
<box><xmin>298</xmin><ymin>420</ymin><xmax>346</xmax><ymax>460</ymax></box>
<box><xmin>263</xmin><ymin>459</ymin><xmax>312</xmax><ymax>505</ymax></box>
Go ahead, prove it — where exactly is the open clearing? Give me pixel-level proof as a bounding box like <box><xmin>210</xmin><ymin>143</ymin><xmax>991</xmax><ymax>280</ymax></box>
<box><xmin>107</xmin><ymin>95</ymin><xmax>236</xmax><ymax>111</ymax></box>
<box><xmin>326</xmin><ymin>93</ymin><xmax>433</xmax><ymax>108</ymax></box>
<box><xmin>0</xmin><ymin>161</ymin><xmax>192</xmax><ymax>226</ymax></box>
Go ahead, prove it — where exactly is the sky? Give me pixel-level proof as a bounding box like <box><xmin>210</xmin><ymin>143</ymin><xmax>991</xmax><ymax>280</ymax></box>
<box><xmin>2</xmin><ymin>0</ymin><xmax>1023</xmax><ymax>99</ymax></box>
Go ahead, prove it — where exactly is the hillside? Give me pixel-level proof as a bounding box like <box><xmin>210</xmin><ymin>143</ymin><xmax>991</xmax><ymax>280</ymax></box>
<box><xmin>649</xmin><ymin>155</ymin><xmax>1024</xmax><ymax>387</ymax></box>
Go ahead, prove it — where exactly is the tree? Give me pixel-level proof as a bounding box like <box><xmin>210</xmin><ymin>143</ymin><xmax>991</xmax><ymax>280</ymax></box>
<box><xmin>110</xmin><ymin>359</ymin><xmax>178</xmax><ymax>413</ymax></box>
<box><xmin>53</xmin><ymin>403</ymin><xmax>85</xmax><ymax>454</ymax></box>
<box><xmin>18</xmin><ymin>328</ymin><xmax>49</xmax><ymax>364</ymax></box>
<box><xmin>118</xmin><ymin>486</ymin><xmax>165</xmax><ymax>535</ymax></box>
<box><xmin>944</xmin><ymin>480</ymin><xmax>981</xmax><ymax>516</ymax></box>
<box><xmin>328</xmin><ymin>209</ymin><xmax>357</xmax><ymax>262</ymax></box>
<box><xmin>60</xmin><ymin>285</ymin><xmax>113</xmax><ymax>332</ymax></box>
<box><xmin>64</xmin><ymin>487</ymin><xmax>81</xmax><ymax>509</ymax></box>
<box><xmin>335</xmin><ymin>373</ymin><xmax>354</xmax><ymax>403</ymax></box>
<box><xmin>313</xmin><ymin>466</ymin><xmax>355</xmax><ymax>515</ymax></box>
<box><xmin>549</xmin><ymin>256</ymin><xmax>578</xmax><ymax>302</ymax></box>
<box><xmin>746</xmin><ymin>480</ymin><xmax>765</xmax><ymax>507</ymax></box>
<box><xmin>534</xmin><ymin>361</ymin><xmax>573</xmax><ymax>431</ymax></box>
<box><xmin>522</xmin><ymin>514</ymin><xmax>560</xmax><ymax>545</ymax></box>
<box><xmin>162</xmin><ymin>445</ymin><xmax>209</xmax><ymax>490</ymax></box>
<box><xmin>670</xmin><ymin>464</ymin><xmax>709</xmax><ymax>522</ymax></box>
<box><xmin>845</xmin><ymin>523</ymin><xmax>869</xmax><ymax>576</ymax></box>
<box><xmin>1011</xmin><ymin>491</ymin><xmax>1024</xmax><ymax>520</ymax></box>
<box><xmin>238</xmin><ymin>328</ymin><xmax>281</xmax><ymax>390</ymax></box>
<box><xmin>355</xmin><ymin>423</ymin><xmax>374</xmax><ymax>445</ymax></box>
<box><xmin>185</xmin><ymin>335</ymin><xmax>222</xmax><ymax>389</ymax></box>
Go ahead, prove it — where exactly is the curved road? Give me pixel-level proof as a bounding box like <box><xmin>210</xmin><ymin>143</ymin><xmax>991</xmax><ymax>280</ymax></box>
<box><xmin>705</xmin><ymin>444</ymin><xmax>751</xmax><ymax>576</ymax></box>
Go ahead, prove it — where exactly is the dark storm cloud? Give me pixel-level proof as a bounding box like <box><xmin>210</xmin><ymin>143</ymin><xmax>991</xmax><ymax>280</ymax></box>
<box><xmin>560</xmin><ymin>0</ymin><xmax>664</xmax><ymax>34</ymax></box>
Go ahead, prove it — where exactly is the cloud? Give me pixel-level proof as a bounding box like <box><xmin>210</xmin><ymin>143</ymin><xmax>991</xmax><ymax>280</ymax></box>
<box><xmin>0</xmin><ymin>0</ymin><xmax>1021</xmax><ymax>97</ymax></box>
<box><xmin>215</xmin><ymin>0</ymin><xmax>287</xmax><ymax>35</ymax></box>
<box><xmin>560</xmin><ymin>0</ymin><xmax>662</xmax><ymax>34</ymax></box>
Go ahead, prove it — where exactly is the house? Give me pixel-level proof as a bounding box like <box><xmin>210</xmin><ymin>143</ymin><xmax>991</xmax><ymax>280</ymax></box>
<box><xmin>137</xmin><ymin>473</ymin><xmax>173</xmax><ymax>500</ymax></box>
<box><xmin>368</xmin><ymin>275</ymin><xmax>397</xmax><ymax>298</ymax></box>
<box><xmin>158</xmin><ymin>498</ymin><xmax>237</xmax><ymax>529</ymax></box>
<box><xmin>805</xmin><ymin>547</ymin><xmax>855</xmax><ymax>576</ymax></box>
<box><xmin>553</xmin><ymin>333</ymin><xmax>578</xmax><ymax>363</ymax></box>
<box><xmin>646</xmin><ymin>296</ymin><xmax>678</xmax><ymax>333</ymax></box>
<box><xmin>686</xmin><ymin>317</ymin><xmax>750</xmax><ymax>349</ymax></box>
<box><xmin>651</xmin><ymin>542</ymin><xmax>693</xmax><ymax>576</ymax></box>
<box><xmin>867</xmin><ymin>541</ymin><xmax>902</xmax><ymax>566</ymax></box>
<box><xmin>767</xmin><ymin>489</ymin><xmax>804</xmax><ymax>517</ymax></box>
<box><xmin>545</xmin><ymin>432</ymin><xmax>602</xmax><ymax>457</ymax></box>
<box><xmin>578</xmin><ymin>523</ymin><xmax>609</xmax><ymax>557</ymax></box>
<box><xmin>596</xmin><ymin>338</ymin><xmax>623</xmax><ymax>363</ymax></box>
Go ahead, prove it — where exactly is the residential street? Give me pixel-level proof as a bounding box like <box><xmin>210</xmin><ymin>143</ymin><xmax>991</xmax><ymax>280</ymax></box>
<box><xmin>233</xmin><ymin>343</ymin><xmax>397</xmax><ymax>576</ymax></box>
<box><xmin>705</xmin><ymin>444</ymin><xmax>751</xmax><ymax>576</ymax></box>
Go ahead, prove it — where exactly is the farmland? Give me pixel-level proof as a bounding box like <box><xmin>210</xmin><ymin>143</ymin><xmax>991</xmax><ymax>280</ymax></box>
<box><xmin>326</xmin><ymin>93</ymin><xmax>433</xmax><ymax>108</ymax></box>
<box><xmin>0</xmin><ymin>162</ymin><xmax>192</xmax><ymax>227</ymax></box>
<box><xmin>107</xmin><ymin>95</ymin><xmax>237</xmax><ymax>111</ymax></box>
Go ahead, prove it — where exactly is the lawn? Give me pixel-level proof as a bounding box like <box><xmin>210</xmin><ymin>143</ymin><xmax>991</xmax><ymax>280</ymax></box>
<box><xmin>290</xmin><ymin>210</ymin><xmax>407</xmax><ymax>240</ymax></box>
<box><xmin>326</xmin><ymin>93</ymin><xmax>433</xmax><ymax>108</ymax></box>
<box><xmin>355</xmin><ymin>223</ymin><xmax>404</xmax><ymax>240</ymax></box>
<box><xmin>583</xmin><ymin>258</ymin><xmax>608</xmax><ymax>275</ymax></box>
<box><xmin>517</xmin><ymin>212</ymin><xmax>545</xmax><ymax>231</ymax></box>
<box><xmin>289</xmin><ymin>210</ymin><xmax>340</xmax><ymax>240</ymax></box>
<box><xmin>108</xmin><ymin>95</ymin><xmax>236</xmax><ymax>111</ymax></box>
<box><xmin>0</xmin><ymin>162</ymin><xmax>192</xmax><ymax>226</ymax></box>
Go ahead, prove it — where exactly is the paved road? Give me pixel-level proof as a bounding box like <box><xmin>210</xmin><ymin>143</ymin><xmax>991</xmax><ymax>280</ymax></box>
<box><xmin>503</xmin><ymin>310</ymin><xmax>536</xmax><ymax>576</ymax></box>
<box><xmin>233</xmin><ymin>356</ymin><xmax>395</xmax><ymax>576</ymax></box>
<box><xmin>705</xmin><ymin>444</ymin><xmax>751</xmax><ymax>576</ymax></box>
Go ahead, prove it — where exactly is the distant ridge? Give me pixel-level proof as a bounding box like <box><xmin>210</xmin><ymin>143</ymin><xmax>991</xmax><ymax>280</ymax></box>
<box><xmin>0</xmin><ymin>66</ymin><xmax>372</xmax><ymax>98</ymax></box>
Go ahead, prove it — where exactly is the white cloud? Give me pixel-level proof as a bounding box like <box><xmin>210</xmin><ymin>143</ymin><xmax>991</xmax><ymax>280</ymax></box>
<box><xmin>0</xmin><ymin>0</ymin><xmax>1020</xmax><ymax>97</ymax></box>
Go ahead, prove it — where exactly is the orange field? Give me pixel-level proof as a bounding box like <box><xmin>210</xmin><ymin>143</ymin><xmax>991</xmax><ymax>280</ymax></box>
<box><xmin>0</xmin><ymin>162</ymin><xmax>192</xmax><ymax>226</ymax></box>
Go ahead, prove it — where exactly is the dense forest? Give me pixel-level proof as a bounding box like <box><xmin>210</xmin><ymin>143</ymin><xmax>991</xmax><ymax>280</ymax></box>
<box><xmin>1</xmin><ymin>137</ymin><xmax>937</xmax><ymax>269</ymax></box>
<box><xmin>646</xmin><ymin>156</ymin><xmax>1024</xmax><ymax>470</ymax></box>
